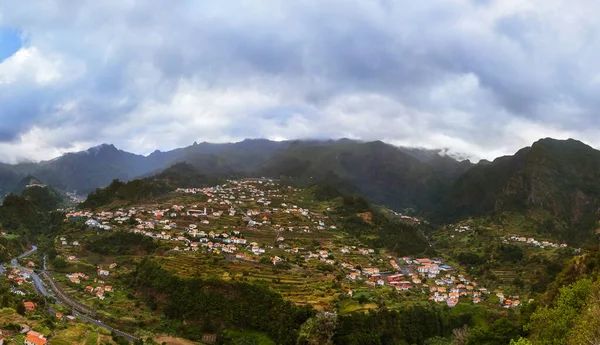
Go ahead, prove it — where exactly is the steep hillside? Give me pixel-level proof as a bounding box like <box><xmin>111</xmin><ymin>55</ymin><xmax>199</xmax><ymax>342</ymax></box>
<box><xmin>31</xmin><ymin>144</ymin><xmax>156</xmax><ymax>193</ymax></box>
<box><xmin>81</xmin><ymin>162</ymin><xmax>222</xmax><ymax>209</ymax></box>
<box><xmin>0</xmin><ymin>163</ymin><xmax>22</xmax><ymax>196</ymax></box>
<box><xmin>12</xmin><ymin>175</ymin><xmax>45</xmax><ymax>194</ymax></box>
<box><xmin>255</xmin><ymin>140</ymin><xmax>461</xmax><ymax>211</ymax></box>
<box><xmin>21</xmin><ymin>185</ymin><xmax>64</xmax><ymax>212</ymax></box>
<box><xmin>0</xmin><ymin>144</ymin><xmax>157</xmax><ymax>194</ymax></box>
<box><xmin>399</xmin><ymin>147</ymin><xmax>474</xmax><ymax>180</ymax></box>
<box><xmin>441</xmin><ymin>138</ymin><xmax>600</xmax><ymax>244</ymax></box>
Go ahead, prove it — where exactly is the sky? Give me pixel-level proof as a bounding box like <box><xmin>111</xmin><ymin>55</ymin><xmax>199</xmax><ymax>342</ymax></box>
<box><xmin>0</xmin><ymin>0</ymin><xmax>600</xmax><ymax>163</ymax></box>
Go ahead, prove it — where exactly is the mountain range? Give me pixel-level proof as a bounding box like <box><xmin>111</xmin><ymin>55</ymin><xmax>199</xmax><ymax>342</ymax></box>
<box><xmin>0</xmin><ymin>139</ymin><xmax>473</xmax><ymax>208</ymax></box>
<box><xmin>4</xmin><ymin>137</ymin><xmax>600</xmax><ymax>245</ymax></box>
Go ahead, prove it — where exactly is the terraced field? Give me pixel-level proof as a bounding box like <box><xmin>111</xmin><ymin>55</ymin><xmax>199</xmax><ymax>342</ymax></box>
<box><xmin>156</xmin><ymin>252</ymin><xmax>344</xmax><ymax>308</ymax></box>
<box><xmin>243</xmin><ymin>269</ymin><xmax>339</xmax><ymax>309</ymax></box>
<box><xmin>51</xmin><ymin>324</ymin><xmax>88</xmax><ymax>345</ymax></box>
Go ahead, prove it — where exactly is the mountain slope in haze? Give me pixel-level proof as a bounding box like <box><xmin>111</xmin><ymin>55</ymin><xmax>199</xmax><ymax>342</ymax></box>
<box><xmin>399</xmin><ymin>147</ymin><xmax>474</xmax><ymax>181</ymax></box>
<box><xmin>145</xmin><ymin>138</ymin><xmax>291</xmax><ymax>176</ymax></box>
<box><xmin>0</xmin><ymin>144</ymin><xmax>159</xmax><ymax>194</ymax></box>
<box><xmin>441</xmin><ymin>138</ymin><xmax>600</xmax><ymax>244</ymax></box>
<box><xmin>32</xmin><ymin>144</ymin><xmax>157</xmax><ymax>193</ymax></box>
<box><xmin>255</xmin><ymin>140</ymin><xmax>469</xmax><ymax>211</ymax></box>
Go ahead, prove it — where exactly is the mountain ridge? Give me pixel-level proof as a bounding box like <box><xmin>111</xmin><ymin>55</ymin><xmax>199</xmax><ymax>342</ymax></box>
<box><xmin>439</xmin><ymin>137</ymin><xmax>600</xmax><ymax>244</ymax></box>
<box><xmin>0</xmin><ymin>139</ymin><xmax>470</xmax><ymax>197</ymax></box>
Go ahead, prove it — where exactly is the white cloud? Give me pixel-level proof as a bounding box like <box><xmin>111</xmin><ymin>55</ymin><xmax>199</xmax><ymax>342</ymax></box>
<box><xmin>1</xmin><ymin>0</ymin><xmax>600</xmax><ymax>162</ymax></box>
<box><xmin>0</xmin><ymin>47</ymin><xmax>69</xmax><ymax>85</ymax></box>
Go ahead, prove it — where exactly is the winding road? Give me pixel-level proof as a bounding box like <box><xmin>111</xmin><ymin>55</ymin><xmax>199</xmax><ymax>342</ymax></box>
<box><xmin>7</xmin><ymin>245</ymin><xmax>138</xmax><ymax>343</ymax></box>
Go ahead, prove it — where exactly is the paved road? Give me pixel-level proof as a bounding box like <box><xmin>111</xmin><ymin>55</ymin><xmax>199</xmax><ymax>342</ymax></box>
<box><xmin>9</xmin><ymin>245</ymin><xmax>138</xmax><ymax>343</ymax></box>
<box><xmin>9</xmin><ymin>246</ymin><xmax>50</xmax><ymax>296</ymax></box>
<box><xmin>29</xmin><ymin>270</ymin><xmax>49</xmax><ymax>297</ymax></box>
<box><xmin>16</xmin><ymin>245</ymin><xmax>38</xmax><ymax>260</ymax></box>
<box><xmin>0</xmin><ymin>245</ymin><xmax>38</xmax><ymax>276</ymax></box>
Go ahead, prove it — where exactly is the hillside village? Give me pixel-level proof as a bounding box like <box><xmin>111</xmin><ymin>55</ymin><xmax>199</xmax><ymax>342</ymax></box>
<box><xmin>60</xmin><ymin>179</ymin><xmax>526</xmax><ymax>310</ymax></box>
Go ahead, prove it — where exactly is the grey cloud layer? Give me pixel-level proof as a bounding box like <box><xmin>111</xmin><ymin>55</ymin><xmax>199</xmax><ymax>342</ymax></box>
<box><xmin>0</xmin><ymin>0</ymin><xmax>599</xmax><ymax>162</ymax></box>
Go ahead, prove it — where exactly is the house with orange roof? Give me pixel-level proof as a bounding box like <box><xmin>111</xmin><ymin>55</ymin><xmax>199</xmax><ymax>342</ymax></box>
<box><xmin>24</xmin><ymin>331</ymin><xmax>47</xmax><ymax>345</ymax></box>
<box><xmin>447</xmin><ymin>298</ymin><xmax>458</xmax><ymax>307</ymax></box>
<box><xmin>23</xmin><ymin>302</ymin><xmax>35</xmax><ymax>312</ymax></box>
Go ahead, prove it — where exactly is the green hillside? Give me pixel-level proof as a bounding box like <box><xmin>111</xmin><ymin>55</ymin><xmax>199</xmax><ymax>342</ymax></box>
<box><xmin>256</xmin><ymin>140</ymin><xmax>467</xmax><ymax>212</ymax></box>
<box><xmin>439</xmin><ymin>138</ymin><xmax>600</xmax><ymax>245</ymax></box>
<box><xmin>81</xmin><ymin>162</ymin><xmax>222</xmax><ymax>209</ymax></box>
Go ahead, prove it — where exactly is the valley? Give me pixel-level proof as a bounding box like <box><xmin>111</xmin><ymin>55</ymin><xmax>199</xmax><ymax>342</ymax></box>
<box><xmin>31</xmin><ymin>178</ymin><xmax>569</xmax><ymax>344</ymax></box>
<box><xmin>0</xmin><ymin>138</ymin><xmax>599</xmax><ymax>344</ymax></box>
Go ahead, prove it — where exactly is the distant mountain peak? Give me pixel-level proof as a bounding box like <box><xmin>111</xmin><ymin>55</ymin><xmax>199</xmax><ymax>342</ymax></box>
<box><xmin>86</xmin><ymin>143</ymin><xmax>118</xmax><ymax>155</ymax></box>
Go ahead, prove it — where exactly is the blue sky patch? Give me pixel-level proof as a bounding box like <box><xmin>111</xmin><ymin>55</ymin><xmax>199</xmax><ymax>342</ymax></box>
<box><xmin>0</xmin><ymin>28</ymin><xmax>22</xmax><ymax>62</ymax></box>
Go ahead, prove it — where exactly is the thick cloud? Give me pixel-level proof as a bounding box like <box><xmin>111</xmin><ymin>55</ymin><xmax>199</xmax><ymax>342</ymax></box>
<box><xmin>0</xmin><ymin>0</ymin><xmax>600</xmax><ymax>163</ymax></box>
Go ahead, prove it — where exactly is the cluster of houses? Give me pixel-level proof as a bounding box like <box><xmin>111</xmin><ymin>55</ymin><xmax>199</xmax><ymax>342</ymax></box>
<box><xmin>387</xmin><ymin>210</ymin><xmax>422</xmax><ymax>224</ymax></box>
<box><xmin>495</xmin><ymin>292</ymin><xmax>529</xmax><ymax>309</ymax></box>
<box><xmin>454</xmin><ymin>225</ymin><xmax>472</xmax><ymax>233</ymax></box>
<box><xmin>504</xmin><ymin>235</ymin><xmax>567</xmax><ymax>249</ymax></box>
<box><xmin>65</xmin><ymin>265</ymin><xmax>115</xmax><ymax>300</ymax></box>
<box><xmin>340</xmin><ymin>256</ymin><xmax>521</xmax><ymax>308</ymax></box>
<box><xmin>452</xmin><ymin>225</ymin><xmax>569</xmax><ymax>251</ymax></box>
<box><xmin>59</xmin><ymin>237</ymin><xmax>80</xmax><ymax>247</ymax></box>
<box><xmin>6</xmin><ymin>266</ymin><xmax>33</xmax><ymax>287</ymax></box>
<box><xmin>66</xmin><ymin>179</ymin><xmax>340</xmax><ymax>263</ymax></box>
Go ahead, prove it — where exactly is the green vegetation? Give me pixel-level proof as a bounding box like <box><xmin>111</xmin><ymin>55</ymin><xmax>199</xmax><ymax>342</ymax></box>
<box><xmin>85</xmin><ymin>231</ymin><xmax>158</xmax><ymax>255</ymax></box>
<box><xmin>82</xmin><ymin>163</ymin><xmax>222</xmax><ymax>209</ymax></box>
<box><xmin>51</xmin><ymin>323</ymin><xmax>89</xmax><ymax>345</ymax></box>
<box><xmin>440</xmin><ymin>138</ymin><xmax>600</xmax><ymax>246</ymax></box>
<box><xmin>330</xmin><ymin>194</ymin><xmax>429</xmax><ymax>255</ymax></box>
<box><xmin>130</xmin><ymin>258</ymin><xmax>314</xmax><ymax>345</ymax></box>
<box><xmin>220</xmin><ymin>330</ymin><xmax>276</xmax><ymax>345</ymax></box>
<box><xmin>0</xmin><ymin>187</ymin><xmax>66</xmax><ymax>257</ymax></box>
<box><xmin>81</xmin><ymin>178</ymin><xmax>174</xmax><ymax>209</ymax></box>
<box><xmin>85</xmin><ymin>331</ymin><xmax>99</xmax><ymax>345</ymax></box>
<box><xmin>22</xmin><ymin>184</ymin><xmax>65</xmax><ymax>212</ymax></box>
<box><xmin>332</xmin><ymin>303</ymin><xmax>510</xmax><ymax>345</ymax></box>
<box><xmin>257</xmin><ymin>140</ymin><xmax>465</xmax><ymax>212</ymax></box>
<box><xmin>528</xmin><ymin>279</ymin><xmax>592</xmax><ymax>344</ymax></box>
<box><xmin>0</xmin><ymin>277</ymin><xmax>45</xmax><ymax>312</ymax></box>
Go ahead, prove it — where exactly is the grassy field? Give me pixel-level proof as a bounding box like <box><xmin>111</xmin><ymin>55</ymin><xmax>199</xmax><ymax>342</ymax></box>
<box><xmin>0</xmin><ymin>307</ymin><xmax>37</xmax><ymax>328</ymax></box>
<box><xmin>51</xmin><ymin>324</ymin><xmax>88</xmax><ymax>345</ymax></box>
<box><xmin>85</xmin><ymin>330</ymin><xmax>99</xmax><ymax>345</ymax></box>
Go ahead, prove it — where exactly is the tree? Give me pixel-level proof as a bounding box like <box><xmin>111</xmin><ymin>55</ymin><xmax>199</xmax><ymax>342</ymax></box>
<box><xmin>567</xmin><ymin>281</ymin><xmax>600</xmax><ymax>345</ymax></box>
<box><xmin>16</xmin><ymin>302</ymin><xmax>26</xmax><ymax>315</ymax></box>
<box><xmin>297</xmin><ymin>312</ymin><xmax>338</xmax><ymax>345</ymax></box>
<box><xmin>52</xmin><ymin>256</ymin><xmax>67</xmax><ymax>269</ymax></box>
<box><xmin>528</xmin><ymin>279</ymin><xmax>593</xmax><ymax>345</ymax></box>
<box><xmin>466</xmin><ymin>319</ymin><xmax>521</xmax><ymax>345</ymax></box>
